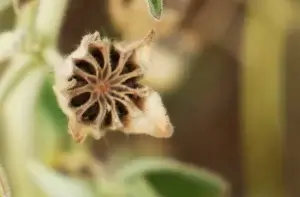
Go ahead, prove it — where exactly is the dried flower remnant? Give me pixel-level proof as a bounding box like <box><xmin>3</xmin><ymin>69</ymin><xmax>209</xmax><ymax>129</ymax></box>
<box><xmin>53</xmin><ymin>30</ymin><xmax>174</xmax><ymax>143</ymax></box>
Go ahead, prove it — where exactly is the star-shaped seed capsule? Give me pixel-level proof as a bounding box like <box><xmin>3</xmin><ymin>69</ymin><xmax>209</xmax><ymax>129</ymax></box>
<box><xmin>53</xmin><ymin>30</ymin><xmax>174</xmax><ymax>143</ymax></box>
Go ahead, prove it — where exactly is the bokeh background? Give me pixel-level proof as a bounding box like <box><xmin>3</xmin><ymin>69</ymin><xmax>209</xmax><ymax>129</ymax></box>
<box><xmin>0</xmin><ymin>0</ymin><xmax>299</xmax><ymax>197</ymax></box>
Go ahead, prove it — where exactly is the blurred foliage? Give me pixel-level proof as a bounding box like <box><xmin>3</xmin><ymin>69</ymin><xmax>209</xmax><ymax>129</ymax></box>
<box><xmin>242</xmin><ymin>0</ymin><xmax>290</xmax><ymax>196</ymax></box>
<box><xmin>0</xmin><ymin>0</ymin><xmax>12</xmax><ymax>13</ymax></box>
<box><xmin>0</xmin><ymin>1</ymin><xmax>228</xmax><ymax>197</ymax></box>
<box><xmin>28</xmin><ymin>157</ymin><xmax>229</xmax><ymax>197</ymax></box>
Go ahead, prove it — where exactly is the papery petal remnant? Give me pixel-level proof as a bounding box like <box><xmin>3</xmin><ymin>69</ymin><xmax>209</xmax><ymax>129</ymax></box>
<box><xmin>53</xmin><ymin>29</ymin><xmax>174</xmax><ymax>143</ymax></box>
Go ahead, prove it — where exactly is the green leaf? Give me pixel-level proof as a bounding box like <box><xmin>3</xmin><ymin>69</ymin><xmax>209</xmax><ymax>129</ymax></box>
<box><xmin>35</xmin><ymin>50</ymin><xmax>69</xmax><ymax>156</ymax></box>
<box><xmin>37</xmin><ymin>74</ymin><xmax>70</xmax><ymax>151</ymax></box>
<box><xmin>27</xmin><ymin>160</ymin><xmax>94</xmax><ymax>197</ymax></box>
<box><xmin>145</xmin><ymin>0</ymin><xmax>163</xmax><ymax>20</ymax></box>
<box><xmin>38</xmin><ymin>74</ymin><xmax>67</xmax><ymax>134</ymax></box>
<box><xmin>124</xmin><ymin>179</ymin><xmax>162</xmax><ymax>197</ymax></box>
<box><xmin>35</xmin><ymin>91</ymin><xmax>68</xmax><ymax>164</ymax></box>
<box><xmin>115</xmin><ymin>157</ymin><xmax>229</xmax><ymax>197</ymax></box>
<box><xmin>37</xmin><ymin>48</ymin><xmax>70</xmax><ymax>150</ymax></box>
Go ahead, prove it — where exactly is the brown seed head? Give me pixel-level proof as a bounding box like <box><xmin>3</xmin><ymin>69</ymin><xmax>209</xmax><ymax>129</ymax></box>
<box><xmin>53</xmin><ymin>30</ymin><xmax>173</xmax><ymax>142</ymax></box>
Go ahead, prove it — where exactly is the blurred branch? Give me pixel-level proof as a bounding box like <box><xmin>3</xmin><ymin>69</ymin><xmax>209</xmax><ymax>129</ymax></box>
<box><xmin>241</xmin><ymin>0</ymin><xmax>291</xmax><ymax>196</ymax></box>
<box><xmin>0</xmin><ymin>30</ymin><xmax>24</xmax><ymax>64</ymax></box>
<box><xmin>15</xmin><ymin>0</ymin><xmax>38</xmax><ymax>52</ymax></box>
<box><xmin>0</xmin><ymin>165</ymin><xmax>10</xmax><ymax>197</ymax></box>
<box><xmin>12</xmin><ymin>0</ymin><xmax>20</xmax><ymax>16</ymax></box>
<box><xmin>0</xmin><ymin>1</ymin><xmax>71</xmax><ymax>197</ymax></box>
<box><xmin>2</xmin><ymin>65</ymin><xmax>45</xmax><ymax>197</ymax></box>
<box><xmin>0</xmin><ymin>0</ymin><xmax>68</xmax><ymax>103</ymax></box>
<box><xmin>35</xmin><ymin>0</ymin><xmax>69</xmax><ymax>47</ymax></box>
<box><xmin>42</xmin><ymin>48</ymin><xmax>64</xmax><ymax>70</ymax></box>
<box><xmin>0</xmin><ymin>54</ymin><xmax>35</xmax><ymax>105</ymax></box>
<box><xmin>0</xmin><ymin>0</ymin><xmax>39</xmax><ymax>105</ymax></box>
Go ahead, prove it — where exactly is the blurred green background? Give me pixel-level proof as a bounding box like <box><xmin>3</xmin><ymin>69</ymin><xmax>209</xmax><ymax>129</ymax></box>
<box><xmin>0</xmin><ymin>0</ymin><xmax>298</xmax><ymax>197</ymax></box>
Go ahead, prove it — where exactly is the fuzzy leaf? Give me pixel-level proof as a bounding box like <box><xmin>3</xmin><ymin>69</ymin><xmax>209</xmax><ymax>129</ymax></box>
<box><xmin>115</xmin><ymin>157</ymin><xmax>229</xmax><ymax>197</ymax></box>
<box><xmin>145</xmin><ymin>0</ymin><xmax>163</xmax><ymax>20</ymax></box>
<box><xmin>27</xmin><ymin>161</ymin><xmax>94</xmax><ymax>197</ymax></box>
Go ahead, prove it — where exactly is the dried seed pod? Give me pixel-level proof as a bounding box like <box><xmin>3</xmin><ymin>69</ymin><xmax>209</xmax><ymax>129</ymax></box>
<box><xmin>53</xmin><ymin>30</ymin><xmax>173</xmax><ymax>143</ymax></box>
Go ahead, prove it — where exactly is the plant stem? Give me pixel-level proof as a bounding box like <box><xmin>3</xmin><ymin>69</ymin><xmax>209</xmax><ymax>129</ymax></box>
<box><xmin>35</xmin><ymin>0</ymin><xmax>69</xmax><ymax>47</ymax></box>
<box><xmin>241</xmin><ymin>1</ymin><xmax>291</xmax><ymax>197</ymax></box>
<box><xmin>2</xmin><ymin>65</ymin><xmax>46</xmax><ymax>197</ymax></box>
